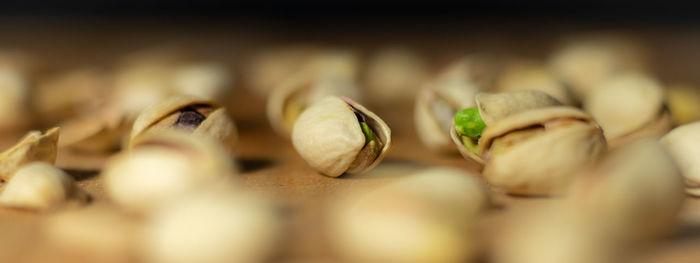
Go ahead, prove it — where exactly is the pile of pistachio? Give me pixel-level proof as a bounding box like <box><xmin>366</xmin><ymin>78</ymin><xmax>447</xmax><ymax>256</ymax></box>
<box><xmin>0</xmin><ymin>34</ymin><xmax>699</xmax><ymax>263</ymax></box>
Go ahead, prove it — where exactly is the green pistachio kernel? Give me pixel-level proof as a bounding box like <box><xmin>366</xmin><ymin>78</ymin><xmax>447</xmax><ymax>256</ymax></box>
<box><xmin>454</xmin><ymin>108</ymin><xmax>486</xmax><ymax>139</ymax></box>
<box><xmin>360</xmin><ymin>121</ymin><xmax>380</xmax><ymax>155</ymax></box>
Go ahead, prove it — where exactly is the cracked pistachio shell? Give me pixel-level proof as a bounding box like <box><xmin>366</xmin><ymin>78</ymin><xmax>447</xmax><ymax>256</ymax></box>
<box><xmin>267</xmin><ymin>68</ymin><xmax>362</xmax><ymax>137</ymax></box>
<box><xmin>497</xmin><ymin>61</ymin><xmax>574</xmax><ymax>105</ymax></box>
<box><xmin>144</xmin><ymin>188</ymin><xmax>281</xmax><ymax>263</ymax></box>
<box><xmin>329</xmin><ymin>167</ymin><xmax>488</xmax><ymax>263</ymax></box>
<box><xmin>550</xmin><ymin>36</ymin><xmax>649</xmax><ymax>102</ymax></box>
<box><xmin>103</xmin><ymin>131</ymin><xmax>238</xmax><ymax>213</ymax></box>
<box><xmin>661</xmin><ymin>122</ymin><xmax>700</xmax><ymax>196</ymax></box>
<box><xmin>567</xmin><ymin>139</ymin><xmax>684</xmax><ymax>240</ymax></box>
<box><xmin>292</xmin><ymin>96</ymin><xmax>391</xmax><ymax>177</ymax></box>
<box><xmin>0</xmin><ymin>127</ymin><xmax>59</xmax><ymax>181</ymax></box>
<box><xmin>0</xmin><ymin>162</ymin><xmax>88</xmax><ymax>211</ymax></box>
<box><xmin>450</xmin><ymin>90</ymin><xmax>562</xmax><ymax>164</ymax></box>
<box><xmin>478</xmin><ymin>107</ymin><xmax>606</xmax><ymax>195</ymax></box>
<box><xmin>129</xmin><ymin>95</ymin><xmax>237</xmax><ymax>149</ymax></box>
<box><xmin>584</xmin><ymin>72</ymin><xmax>669</xmax><ymax>144</ymax></box>
<box><xmin>414</xmin><ymin>61</ymin><xmax>482</xmax><ymax>153</ymax></box>
<box><xmin>58</xmin><ymin>110</ymin><xmax>128</xmax><ymax>153</ymax></box>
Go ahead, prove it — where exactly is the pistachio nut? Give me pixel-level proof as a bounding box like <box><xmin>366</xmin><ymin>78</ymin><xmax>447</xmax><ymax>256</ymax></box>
<box><xmin>292</xmin><ymin>96</ymin><xmax>391</xmax><ymax>177</ymax></box>
<box><xmin>143</xmin><ymin>188</ymin><xmax>280</xmax><ymax>263</ymax></box>
<box><xmin>660</xmin><ymin>122</ymin><xmax>700</xmax><ymax>196</ymax></box>
<box><xmin>497</xmin><ymin>60</ymin><xmax>574</xmax><ymax>105</ymax></box>
<box><xmin>267</xmin><ymin>68</ymin><xmax>362</xmax><ymax>137</ymax></box>
<box><xmin>666</xmin><ymin>84</ymin><xmax>700</xmax><ymax>125</ymax></box>
<box><xmin>103</xmin><ymin>131</ymin><xmax>238</xmax><ymax>213</ymax></box>
<box><xmin>567</xmin><ymin>139</ymin><xmax>684</xmax><ymax>240</ymax></box>
<box><xmin>33</xmin><ymin>68</ymin><xmax>110</xmax><ymax>124</ymax></box>
<box><xmin>365</xmin><ymin>48</ymin><xmax>428</xmax><ymax>103</ymax></box>
<box><xmin>414</xmin><ymin>59</ymin><xmax>483</xmax><ymax>152</ymax></box>
<box><xmin>0</xmin><ymin>127</ymin><xmax>59</xmax><ymax>181</ymax></box>
<box><xmin>477</xmin><ymin>107</ymin><xmax>606</xmax><ymax>195</ymax></box>
<box><xmin>329</xmin><ymin>167</ymin><xmax>489</xmax><ymax>263</ymax></box>
<box><xmin>43</xmin><ymin>205</ymin><xmax>141</xmax><ymax>261</ymax></box>
<box><xmin>449</xmin><ymin>90</ymin><xmax>562</xmax><ymax>164</ymax></box>
<box><xmin>583</xmin><ymin>72</ymin><xmax>671</xmax><ymax>147</ymax></box>
<box><xmin>549</xmin><ymin>35</ymin><xmax>649</xmax><ymax>102</ymax></box>
<box><xmin>58</xmin><ymin>110</ymin><xmax>128</xmax><ymax>153</ymax></box>
<box><xmin>0</xmin><ymin>162</ymin><xmax>88</xmax><ymax>211</ymax></box>
<box><xmin>129</xmin><ymin>95</ymin><xmax>237</xmax><ymax>149</ymax></box>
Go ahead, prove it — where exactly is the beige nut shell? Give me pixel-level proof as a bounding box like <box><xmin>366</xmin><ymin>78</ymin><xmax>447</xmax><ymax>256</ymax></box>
<box><xmin>129</xmin><ymin>95</ymin><xmax>237</xmax><ymax>149</ymax></box>
<box><xmin>584</xmin><ymin>72</ymin><xmax>667</xmax><ymax>141</ymax></box>
<box><xmin>661</xmin><ymin>122</ymin><xmax>700</xmax><ymax>196</ymax></box>
<box><xmin>479</xmin><ymin>107</ymin><xmax>607</xmax><ymax>195</ymax></box>
<box><xmin>292</xmin><ymin>96</ymin><xmax>391</xmax><ymax>177</ymax></box>
<box><xmin>0</xmin><ymin>127</ymin><xmax>59</xmax><ymax>180</ymax></box>
<box><xmin>0</xmin><ymin>162</ymin><xmax>88</xmax><ymax>211</ymax></box>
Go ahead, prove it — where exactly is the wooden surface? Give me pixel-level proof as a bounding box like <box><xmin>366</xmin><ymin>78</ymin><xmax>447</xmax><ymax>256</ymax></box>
<box><xmin>0</xmin><ymin>22</ymin><xmax>700</xmax><ymax>262</ymax></box>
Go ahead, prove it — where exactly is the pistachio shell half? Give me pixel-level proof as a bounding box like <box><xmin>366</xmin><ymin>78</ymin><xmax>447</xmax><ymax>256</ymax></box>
<box><xmin>329</xmin><ymin>167</ymin><xmax>488</xmax><ymax>263</ymax></box>
<box><xmin>567</xmin><ymin>138</ymin><xmax>684</xmax><ymax>240</ymax></box>
<box><xmin>292</xmin><ymin>96</ymin><xmax>391</xmax><ymax>177</ymax></box>
<box><xmin>103</xmin><ymin>131</ymin><xmax>238</xmax><ymax>212</ymax></box>
<box><xmin>0</xmin><ymin>127</ymin><xmax>59</xmax><ymax>181</ymax></box>
<box><xmin>583</xmin><ymin>72</ymin><xmax>669</xmax><ymax>145</ymax></box>
<box><xmin>478</xmin><ymin>107</ymin><xmax>606</xmax><ymax>195</ymax></box>
<box><xmin>0</xmin><ymin>162</ymin><xmax>88</xmax><ymax>211</ymax></box>
<box><xmin>129</xmin><ymin>95</ymin><xmax>237</xmax><ymax>149</ymax></box>
<box><xmin>450</xmin><ymin>90</ymin><xmax>562</xmax><ymax>164</ymax></box>
<box><xmin>660</xmin><ymin>122</ymin><xmax>700</xmax><ymax>196</ymax></box>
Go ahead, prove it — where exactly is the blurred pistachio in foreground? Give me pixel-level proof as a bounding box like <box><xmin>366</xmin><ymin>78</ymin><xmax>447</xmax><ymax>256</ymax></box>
<box><xmin>103</xmin><ymin>131</ymin><xmax>238</xmax><ymax>213</ymax></box>
<box><xmin>0</xmin><ymin>162</ymin><xmax>88</xmax><ymax>211</ymax></box>
<box><xmin>494</xmin><ymin>205</ymin><xmax>617</xmax><ymax>263</ymax></box>
<box><xmin>666</xmin><ymin>84</ymin><xmax>700</xmax><ymax>125</ymax></box>
<box><xmin>43</xmin><ymin>205</ymin><xmax>142</xmax><ymax>262</ymax></box>
<box><xmin>414</xmin><ymin>58</ymin><xmax>483</xmax><ymax>153</ymax></box>
<box><xmin>567</xmin><ymin>138</ymin><xmax>684</xmax><ymax>240</ymax></box>
<box><xmin>583</xmin><ymin>72</ymin><xmax>671</xmax><ymax>148</ymax></box>
<box><xmin>497</xmin><ymin>60</ymin><xmax>574</xmax><ymax>105</ymax></box>
<box><xmin>449</xmin><ymin>90</ymin><xmax>562</xmax><ymax>164</ymax></box>
<box><xmin>58</xmin><ymin>110</ymin><xmax>128</xmax><ymax>154</ymax></box>
<box><xmin>365</xmin><ymin>48</ymin><xmax>428</xmax><ymax>104</ymax></box>
<box><xmin>292</xmin><ymin>96</ymin><xmax>391</xmax><ymax>177</ymax></box>
<box><xmin>0</xmin><ymin>127</ymin><xmax>59</xmax><ymax>181</ymax></box>
<box><xmin>143</xmin><ymin>187</ymin><xmax>281</xmax><ymax>263</ymax></box>
<box><xmin>33</xmin><ymin>68</ymin><xmax>111</xmax><ymax>124</ymax></box>
<box><xmin>129</xmin><ymin>95</ymin><xmax>237</xmax><ymax>149</ymax></box>
<box><xmin>549</xmin><ymin>35</ymin><xmax>649</xmax><ymax>102</ymax></box>
<box><xmin>477</xmin><ymin>107</ymin><xmax>606</xmax><ymax>195</ymax></box>
<box><xmin>329</xmin><ymin>167</ymin><xmax>488</xmax><ymax>263</ymax></box>
<box><xmin>661</xmin><ymin>122</ymin><xmax>700</xmax><ymax>196</ymax></box>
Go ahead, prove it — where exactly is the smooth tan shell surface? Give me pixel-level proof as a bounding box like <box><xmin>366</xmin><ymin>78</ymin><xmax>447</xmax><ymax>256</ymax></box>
<box><xmin>292</xmin><ymin>96</ymin><xmax>390</xmax><ymax>177</ymax></box>
<box><xmin>567</xmin><ymin>139</ymin><xmax>684</xmax><ymax>239</ymax></box>
<box><xmin>0</xmin><ymin>127</ymin><xmax>59</xmax><ymax>180</ymax></box>
<box><xmin>329</xmin><ymin>167</ymin><xmax>488</xmax><ymax>263</ymax></box>
<box><xmin>583</xmin><ymin>72</ymin><xmax>665</xmax><ymax>140</ymax></box>
<box><xmin>475</xmin><ymin>90</ymin><xmax>563</xmax><ymax>126</ymax></box>
<box><xmin>129</xmin><ymin>95</ymin><xmax>237</xmax><ymax>149</ymax></box>
<box><xmin>661</xmin><ymin>122</ymin><xmax>700</xmax><ymax>196</ymax></box>
<box><xmin>479</xmin><ymin>107</ymin><xmax>606</xmax><ymax>195</ymax></box>
<box><xmin>0</xmin><ymin>162</ymin><xmax>88</xmax><ymax>211</ymax></box>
